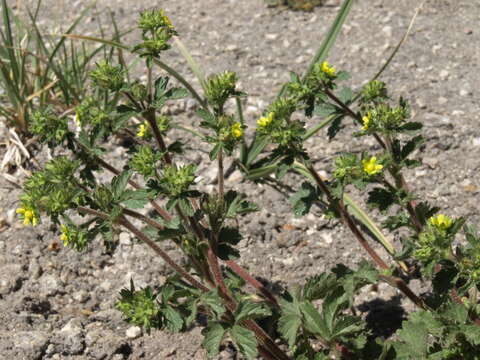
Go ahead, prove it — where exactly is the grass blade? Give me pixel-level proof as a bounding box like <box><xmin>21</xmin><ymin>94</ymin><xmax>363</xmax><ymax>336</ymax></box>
<box><xmin>173</xmin><ymin>37</ymin><xmax>207</xmax><ymax>91</ymax></box>
<box><xmin>303</xmin><ymin>0</ymin><xmax>354</xmax><ymax>80</ymax></box>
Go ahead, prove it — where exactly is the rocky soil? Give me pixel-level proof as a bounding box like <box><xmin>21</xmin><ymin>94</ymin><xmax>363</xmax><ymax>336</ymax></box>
<box><xmin>1</xmin><ymin>0</ymin><xmax>479</xmax><ymax>359</ymax></box>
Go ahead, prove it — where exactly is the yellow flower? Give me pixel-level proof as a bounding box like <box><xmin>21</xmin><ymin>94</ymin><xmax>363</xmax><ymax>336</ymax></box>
<box><xmin>362</xmin><ymin>156</ymin><xmax>383</xmax><ymax>176</ymax></box>
<box><xmin>362</xmin><ymin>112</ymin><xmax>371</xmax><ymax>131</ymax></box>
<box><xmin>429</xmin><ymin>214</ymin><xmax>453</xmax><ymax>230</ymax></box>
<box><xmin>231</xmin><ymin>122</ymin><xmax>243</xmax><ymax>138</ymax></box>
<box><xmin>60</xmin><ymin>224</ymin><xmax>69</xmax><ymax>246</ymax></box>
<box><xmin>16</xmin><ymin>206</ymin><xmax>38</xmax><ymax>226</ymax></box>
<box><xmin>137</xmin><ymin>122</ymin><xmax>149</xmax><ymax>138</ymax></box>
<box><xmin>321</xmin><ymin>61</ymin><xmax>336</xmax><ymax>77</ymax></box>
<box><xmin>257</xmin><ymin>112</ymin><xmax>274</xmax><ymax>128</ymax></box>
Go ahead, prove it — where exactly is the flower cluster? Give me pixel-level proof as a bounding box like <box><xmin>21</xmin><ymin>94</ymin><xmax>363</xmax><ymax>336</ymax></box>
<box><xmin>204</xmin><ymin>71</ymin><xmax>239</xmax><ymax>111</ymax></box>
<box><xmin>89</xmin><ymin>61</ymin><xmax>125</xmax><ymax>91</ymax></box>
<box><xmin>134</xmin><ymin>9</ymin><xmax>177</xmax><ymax>59</ymax></box>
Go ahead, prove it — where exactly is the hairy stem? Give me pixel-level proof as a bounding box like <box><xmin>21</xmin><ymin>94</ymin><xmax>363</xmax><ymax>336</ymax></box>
<box><xmin>305</xmin><ymin>163</ymin><xmax>426</xmax><ymax>309</ymax></box>
<box><xmin>76</xmin><ymin>206</ymin><xmax>208</xmax><ymax>292</ymax></box>
<box><xmin>217</xmin><ymin>148</ymin><xmax>225</xmax><ymax>199</ymax></box>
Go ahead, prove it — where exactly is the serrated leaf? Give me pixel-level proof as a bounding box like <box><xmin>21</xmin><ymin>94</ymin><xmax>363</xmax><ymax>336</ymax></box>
<box><xmin>177</xmin><ymin>197</ymin><xmax>195</xmax><ymax>216</ymax></box>
<box><xmin>112</xmin><ymin>170</ymin><xmax>132</xmax><ymax>200</ymax></box>
<box><xmin>217</xmin><ymin>243</ymin><xmax>240</xmax><ymax>260</ymax></box>
<box><xmin>383</xmin><ymin>213</ymin><xmax>410</xmax><ymax>231</ymax></box>
<box><xmin>278</xmin><ymin>298</ymin><xmax>303</xmax><ymax>348</ymax></box>
<box><xmin>209</xmin><ymin>143</ymin><xmax>221</xmax><ymax>160</ymax></box>
<box><xmin>314</xmin><ymin>102</ymin><xmax>338</xmax><ymax>117</ymax></box>
<box><xmin>300</xmin><ymin>301</ymin><xmax>330</xmax><ymax>340</ymax></box>
<box><xmin>154</xmin><ymin>76</ymin><xmax>169</xmax><ymax>100</ymax></box>
<box><xmin>442</xmin><ymin>302</ymin><xmax>468</xmax><ymax>324</ymax></box>
<box><xmin>230</xmin><ymin>325</ymin><xmax>258</xmax><ymax>360</ymax></box>
<box><xmin>202</xmin><ymin>322</ymin><xmax>226</xmax><ymax>358</ymax></box>
<box><xmin>393</xmin><ymin>312</ymin><xmax>430</xmax><ymax>358</ymax></box>
<box><xmin>165</xmin><ymin>87</ymin><xmax>188</xmax><ymax>100</ymax></box>
<box><xmin>163</xmin><ymin>306</ymin><xmax>184</xmax><ymax>333</ymax></box>
<box><xmin>196</xmin><ymin>108</ymin><xmax>216</xmax><ymax>126</ymax></box>
<box><xmin>200</xmin><ymin>290</ymin><xmax>226</xmax><ymax>319</ymax></box>
<box><xmin>234</xmin><ymin>301</ymin><xmax>271</xmax><ymax>323</ymax></box>
<box><xmin>218</xmin><ymin>227</ymin><xmax>242</xmax><ymax>246</ymax></box>
<box><xmin>401</xmin><ymin>135</ymin><xmax>424</xmax><ymax>160</ymax></box>
<box><xmin>290</xmin><ymin>182</ymin><xmax>318</xmax><ymax>217</ymax></box>
<box><xmin>120</xmin><ymin>189</ymin><xmax>150</xmax><ymax>209</ymax></box>
<box><xmin>461</xmin><ymin>325</ymin><xmax>480</xmax><ymax>345</ymax></box>
<box><xmin>415</xmin><ymin>202</ymin><xmax>441</xmax><ymax>226</ymax></box>
<box><xmin>116</xmin><ymin>104</ymin><xmax>138</xmax><ymax>114</ymax></box>
<box><xmin>224</xmin><ymin>191</ymin><xmax>258</xmax><ymax>218</ymax></box>
<box><xmin>331</xmin><ymin>315</ymin><xmax>363</xmax><ymax>339</ymax></box>
<box><xmin>367</xmin><ymin>187</ymin><xmax>397</xmax><ymax>212</ymax></box>
<box><xmin>322</xmin><ymin>289</ymin><xmax>348</xmax><ymax>336</ymax></box>
<box><xmin>336</xmin><ymin>71</ymin><xmax>351</xmax><ymax>81</ymax></box>
<box><xmin>327</xmin><ymin>116</ymin><xmax>343</xmax><ymax>140</ymax></box>
<box><xmin>338</xmin><ymin>86</ymin><xmax>353</xmax><ymax>104</ymax></box>
<box><xmin>399</xmin><ymin>121</ymin><xmax>422</xmax><ymax>132</ymax></box>
<box><xmin>302</xmin><ymin>273</ymin><xmax>338</xmax><ymax>301</ymax></box>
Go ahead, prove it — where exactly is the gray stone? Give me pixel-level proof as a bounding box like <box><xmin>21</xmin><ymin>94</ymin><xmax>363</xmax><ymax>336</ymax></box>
<box><xmin>6</xmin><ymin>331</ymin><xmax>50</xmax><ymax>359</ymax></box>
<box><xmin>54</xmin><ymin>319</ymin><xmax>85</xmax><ymax>355</ymax></box>
<box><xmin>0</xmin><ymin>264</ymin><xmax>23</xmax><ymax>295</ymax></box>
<box><xmin>39</xmin><ymin>274</ymin><xmax>63</xmax><ymax>296</ymax></box>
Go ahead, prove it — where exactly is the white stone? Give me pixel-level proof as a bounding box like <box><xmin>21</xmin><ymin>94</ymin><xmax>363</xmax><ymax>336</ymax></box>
<box><xmin>125</xmin><ymin>326</ymin><xmax>142</xmax><ymax>339</ymax></box>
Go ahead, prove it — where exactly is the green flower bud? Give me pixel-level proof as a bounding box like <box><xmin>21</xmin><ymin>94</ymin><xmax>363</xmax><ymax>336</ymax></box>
<box><xmin>90</xmin><ymin>61</ymin><xmax>125</xmax><ymax>91</ymax></box>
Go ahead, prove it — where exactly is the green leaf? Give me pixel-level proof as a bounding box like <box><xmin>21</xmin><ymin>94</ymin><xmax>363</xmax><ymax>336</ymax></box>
<box><xmin>154</xmin><ymin>76</ymin><xmax>169</xmax><ymax>100</ymax></box>
<box><xmin>393</xmin><ymin>312</ymin><xmax>431</xmax><ymax>358</ymax></box>
<box><xmin>399</xmin><ymin>121</ymin><xmax>422</xmax><ymax>132</ymax></box>
<box><xmin>314</xmin><ymin>102</ymin><xmax>338</xmax><ymax>117</ymax></box>
<box><xmin>202</xmin><ymin>322</ymin><xmax>226</xmax><ymax>358</ymax></box>
<box><xmin>331</xmin><ymin>315</ymin><xmax>363</xmax><ymax>339</ymax></box>
<box><xmin>383</xmin><ymin>213</ymin><xmax>410</xmax><ymax>231</ymax></box>
<box><xmin>111</xmin><ymin>170</ymin><xmax>132</xmax><ymax>200</ymax></box>
<box><xmin>322</xmin><ymin>289</ymin><xmax>348</xmax><ymax>336</ymax></box>
<box><xmin>120</xmin><ymin>189</ymin><xmax>150</xmax><ymax>209</ymax></box>
<box><xmin>442</xmin><ymin>302</ymin><xmax>468</xmax><ymax>324</ymax></box>
<box><xmin>367</xmin><ymin>187</ymin><xmax>397</xmax><ymax>212</ymax></box>
<box><xmin>177</xmin><ymin>197</ymin><xmax>195</xmax><ymax>216</ymax></box>
<box><xmin>289</xmin><ymin>182</ymin><xmax>319</xmax><ymax>217</ymax></box>
<box><xmin>462</xmin><ymin>325</ymin><xmax>480</xmax><ymax>345</ymax></box>
<box><xmin>414</xmin><ymin>202</ymin><xmax>440</xmax><ymax>226</ymax></box>
<box><xmin>300</xmin><ymin>301</ymin><xmax>330</xmax><ymax>340</ymax></box>
<box><xmin>163</xmin><ymin>306</ymin><xmax>184</xmax><ymax>333</ymax></box>
<box><xmin>327</xmin><ymin>116</ymin><xmax>343</xmax><ymax>140</ymax></box>
<box><xmin>234</xmin><ymin>301</ymin><xmax>271</xmax><ymax>323</ymax></box>
<box><xmin>401</xmin><ymin>135</ymin><xmax>424</xmax><ymax>160</ymax></box>
<box><xmin>224</xmin><ymin>191</ymin><xmax>258</xmax><ymax>217</ymax></box>
<box><xmin>302</xmin><ymin>273</ymin><xmax>338</xmax><ymax>301</ymax></box>
<box><xmin>196</xmin><ymin>108</ymin><xmax>216</xmax><ymax>126</ymax></box>
<box><xmin>165</xmin><ymin>87</ymin><xmax>188</xmax><ymax>100</ymax></box>
<box><xmin>209</xmin><ymin>143</ymin><xmax>221</xmax><ymax>160</ymax></box>
<box><xmin>278</xmin><ymin>298</ymin><xmax>303</xmax><ymax>348</ymax></box>
<box><xmin>230</xmin><ymin>325</ymin><xmax>258</xmax><ymax>360</ymax></box>
<box><xmin>200</xmin><ymin>290</ymin><xmax>226</xmax><ymax>319</ymax></box>
<box><xmin>338</xmin><ymin>86</ymin><xmax>353</xmax><ymax>104</ymax></box>
<box><xmin>218</xmin><ymin>227</ymin><xmax>242</xmax><ymax>246</ymax></box>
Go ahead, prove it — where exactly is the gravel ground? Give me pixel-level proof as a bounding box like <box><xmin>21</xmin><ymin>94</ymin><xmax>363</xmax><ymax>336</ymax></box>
<box><xmin>1</xmin><ymin>0</ymin><xmax>480</xmax><ymax>359</ymax></box>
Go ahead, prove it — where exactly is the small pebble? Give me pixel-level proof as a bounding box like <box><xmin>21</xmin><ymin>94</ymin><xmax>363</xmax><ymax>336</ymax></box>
<box><xmin>126</xmin><ymin>326</ymin><xmax>142</xmax><ymax>339</ymax></box>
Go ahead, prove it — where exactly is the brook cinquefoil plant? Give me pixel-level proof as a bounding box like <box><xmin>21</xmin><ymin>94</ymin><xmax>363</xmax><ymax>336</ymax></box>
<box><xmin>17</xmin><ymin>3</ymin><xmax>480</xmax><ymax>359</ymax></box>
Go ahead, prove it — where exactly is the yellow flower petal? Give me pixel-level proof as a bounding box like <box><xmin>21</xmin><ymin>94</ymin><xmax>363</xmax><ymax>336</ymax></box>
<box><xmin>321</xmin><ymin>61</ymin><xmax>336</xmax><ymax>77</ymax></box>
